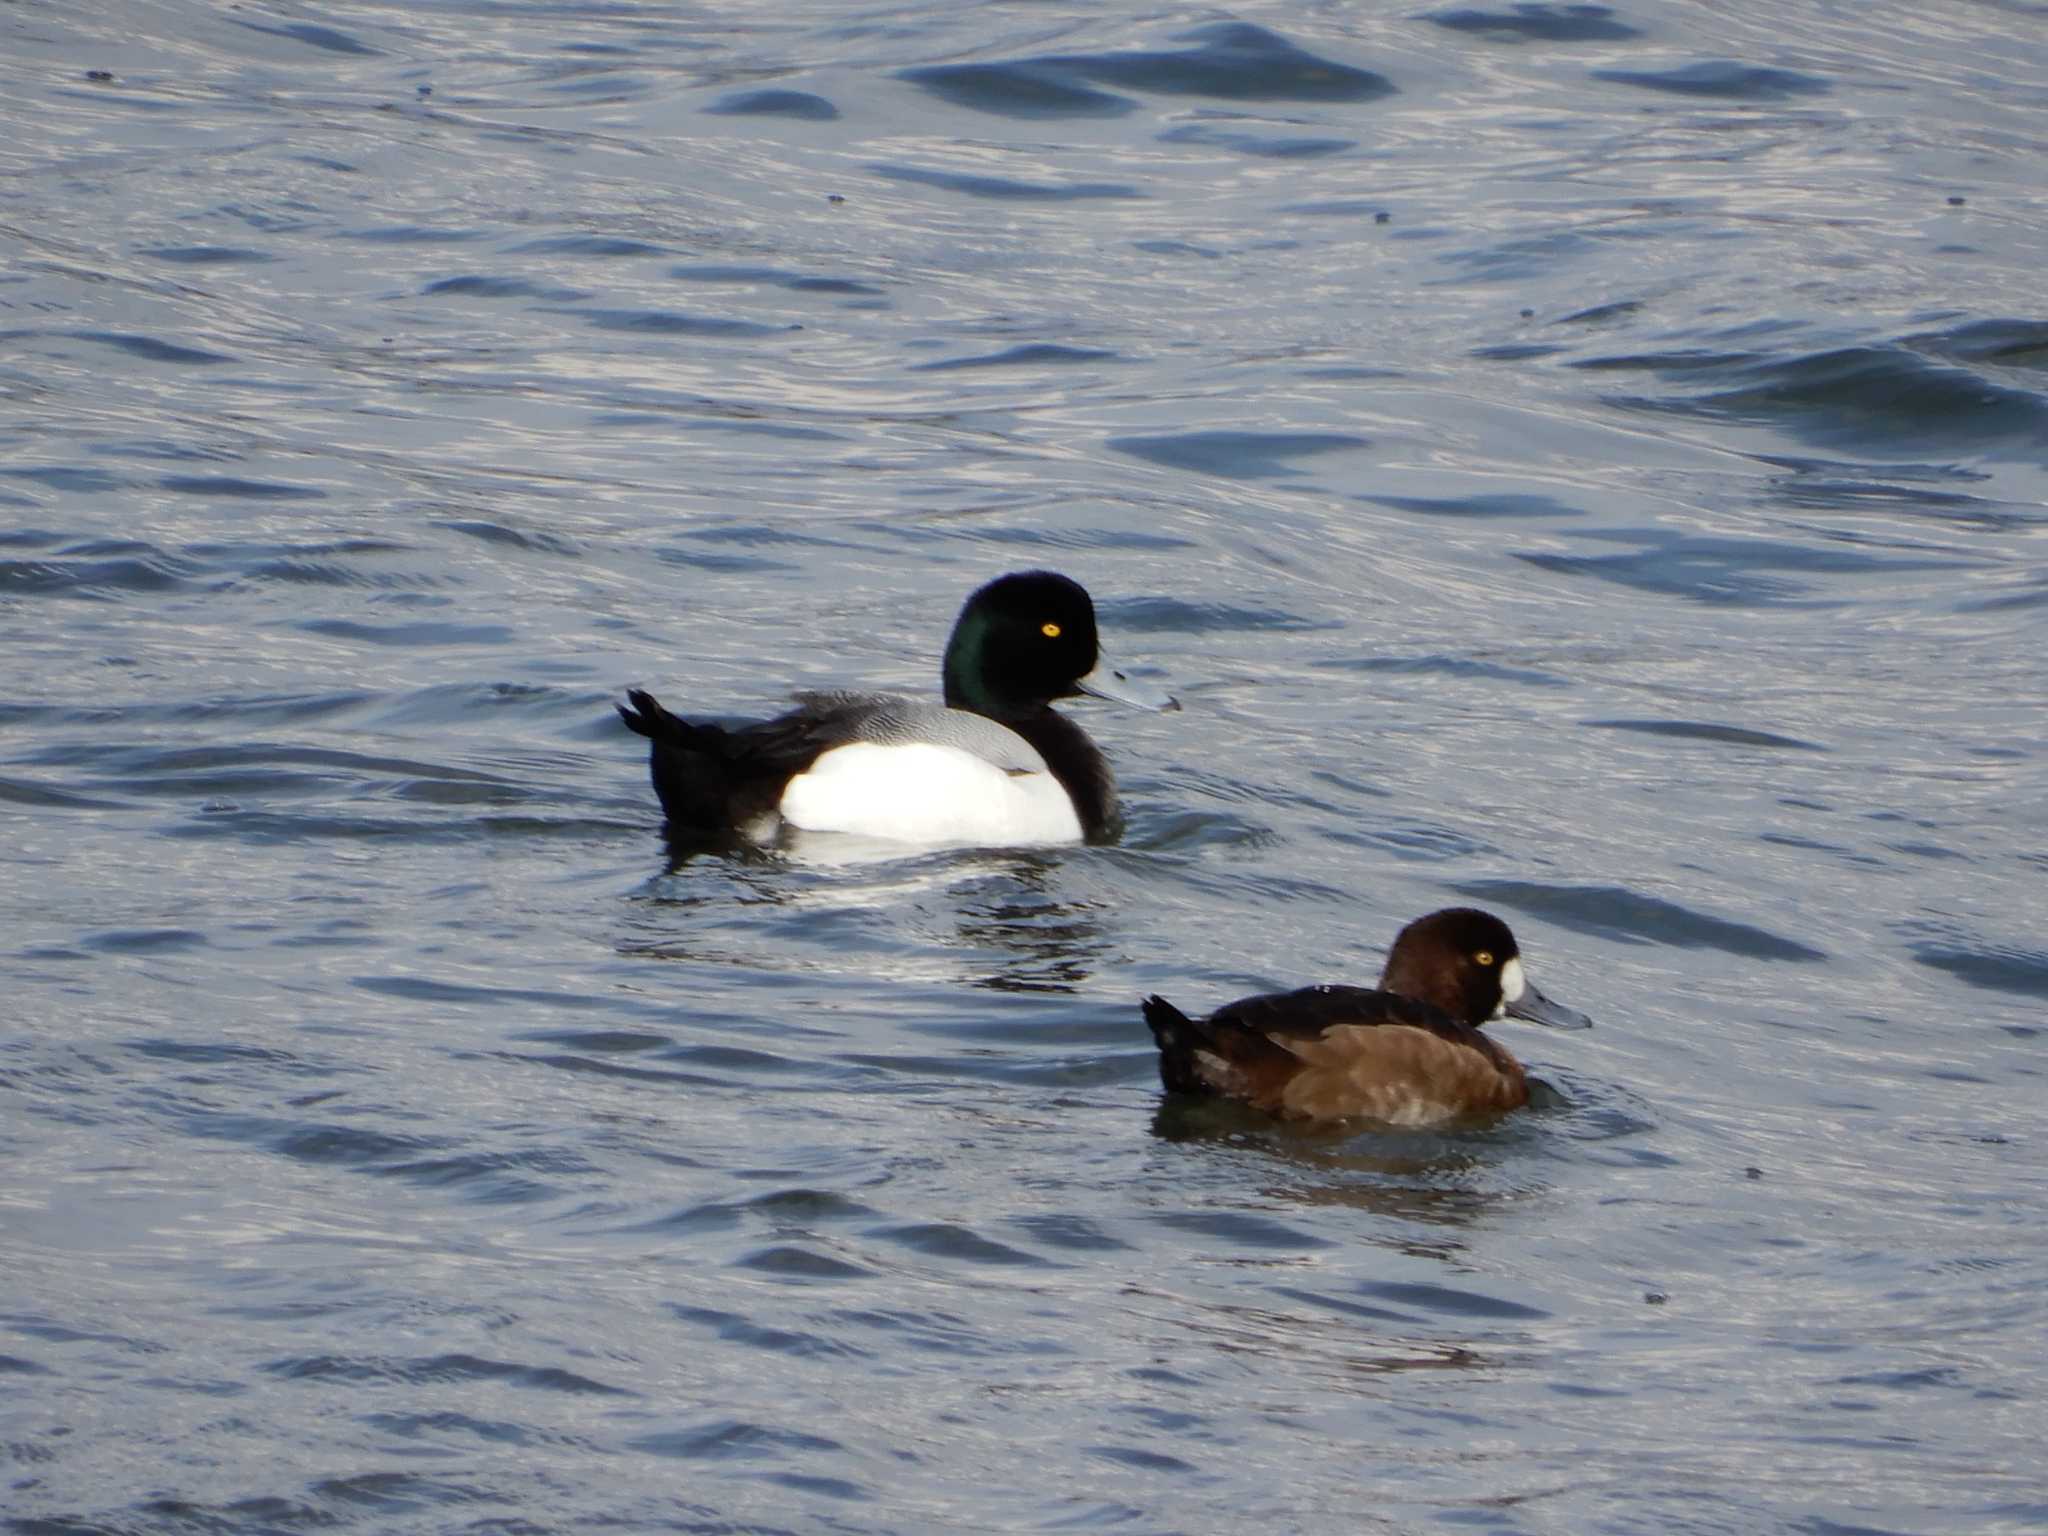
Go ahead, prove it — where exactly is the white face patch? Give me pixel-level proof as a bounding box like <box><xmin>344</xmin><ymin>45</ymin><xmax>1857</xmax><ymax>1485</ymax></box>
<box><xmin>1498</xmin><ymin>956</ymin><xmax>1526</xmax><ymax>1013</ymax></box>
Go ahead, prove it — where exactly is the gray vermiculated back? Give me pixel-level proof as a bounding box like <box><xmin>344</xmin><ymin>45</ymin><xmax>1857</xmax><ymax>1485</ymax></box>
<box><xmin>794</xmin><ymin>691</ymin><xmax>1050</xmax><ymax>774</ymax></box>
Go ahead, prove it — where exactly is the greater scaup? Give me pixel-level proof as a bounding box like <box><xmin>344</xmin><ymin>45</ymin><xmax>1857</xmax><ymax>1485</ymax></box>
<box><xmin>1142</xmin><ymin>908</ymin><xmax>1590</xmax><ymax>1125</ymax></box>
<box><xmin>618</xmin><ymin>570</ymin><xmax>1177</xmax><ymax>846</ymax></box>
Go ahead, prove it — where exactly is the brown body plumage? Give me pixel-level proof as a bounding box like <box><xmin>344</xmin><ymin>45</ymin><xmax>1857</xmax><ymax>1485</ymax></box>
<box><xmin>1142</xmin><ymin>908</ymin><xmax>1591</xmax><ymax>1127</ymax></box>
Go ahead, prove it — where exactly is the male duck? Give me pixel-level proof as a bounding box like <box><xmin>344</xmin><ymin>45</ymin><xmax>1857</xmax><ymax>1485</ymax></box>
<box><xmin>618</xmin><ymin>570</ymin><xmax>1176</xmax><ymax>846</ymax></box>
<box><xmin>1142</xmin><ymin>908</ymin><xmax>1590</xmax><ymax>1126</ymax></box>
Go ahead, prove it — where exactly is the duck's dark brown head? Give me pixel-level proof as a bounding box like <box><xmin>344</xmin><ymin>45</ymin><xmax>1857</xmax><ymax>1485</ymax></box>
<box><xmin>1378</xmin><ymin>907</ymin><xmax>1591</xmax><ymax>1032</ymax></box>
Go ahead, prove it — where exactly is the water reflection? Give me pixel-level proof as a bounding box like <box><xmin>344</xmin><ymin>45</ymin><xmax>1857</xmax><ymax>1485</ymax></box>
<box><xmin>942</xmin><ymin>855</ymin><xmax>1111</xmax><ymax>995</ymax></box>
<box><xmin>1150</xmin><ymin>1097</ymin><xmax>1534</xmax><ymax>1234</ymax></box>
<box><xmin>626</xmin><ymin>837</ymin><xmax>1112</xmax><ymax>993</ymax></box>
<box><xmin>1126</xmin><ymin>1286</ymin><xmax>1495</xmax><ymax>1377</ymax></box>
<box><xmin>651</xmin><ymin>820</ymin><xmax>794</xmax><ymax>870</ymax></box>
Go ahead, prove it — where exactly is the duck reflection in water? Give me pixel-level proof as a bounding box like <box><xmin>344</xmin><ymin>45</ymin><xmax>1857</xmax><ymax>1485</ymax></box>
<box><xmin>947</xmin><ymin>853</ymin><xmax>1112</xmax><ymax>995</ymax></box>
<box><xmin>633</xmin><ymin>844</ymin><xmax>1113</xmax><ymax>995</ymax></box>
<box><xmin>1149</xmin><ymin>1094</ymin><xmax>1531</xmax><ymax>1233</ymax></box>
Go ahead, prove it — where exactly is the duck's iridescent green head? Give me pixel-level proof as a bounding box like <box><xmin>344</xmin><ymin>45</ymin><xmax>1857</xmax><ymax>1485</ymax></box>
<box><xmin>941</xmin><ymin>571</ymin><xmax>1177</xmax><ymax>720</ymax></box>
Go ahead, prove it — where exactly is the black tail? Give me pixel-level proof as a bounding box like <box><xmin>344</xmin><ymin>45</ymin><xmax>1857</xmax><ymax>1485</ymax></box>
<box><xmin>1142</xmin><ymin>995</ymin><xmax>1215</xmax><ymax>1097</ymax></box>
<box><xmin>616</xmin><ymin>688</ymin><xmax>739</xmax><ymax>831</ymax></box>
<box><xmin>617</xmin><ymin>687</ymin><xmax>694</xmax><ymax>745</ymax></box>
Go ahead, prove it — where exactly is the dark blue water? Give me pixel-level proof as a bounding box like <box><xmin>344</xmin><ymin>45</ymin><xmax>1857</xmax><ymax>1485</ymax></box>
<box><xmin>4</xmin><ymin>3</ymin><xmax>2046</xmax><ymax>1532</ymax></box>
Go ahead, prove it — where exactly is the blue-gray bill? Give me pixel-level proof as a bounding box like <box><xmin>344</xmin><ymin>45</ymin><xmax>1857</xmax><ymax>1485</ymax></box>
<box><xmin>1076</xmin><ymin>660</ymin><xmax>1179</xmax><ymax>712</ymax></box>
<box><xmin>1508</xmin><ymin>980</ymin><xmax>1593</xmax><ymax>1030</ymax></box>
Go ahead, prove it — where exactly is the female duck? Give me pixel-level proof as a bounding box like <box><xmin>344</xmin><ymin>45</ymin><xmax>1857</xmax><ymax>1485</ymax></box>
<box><xmin>1142</xmin><ymin>908</ymin><xmax>1590</xmax><ymax>1126</ymax></box>
<box><xmin>619</xmin><ymin>570</ymin><xmax>1176</xmax><ymax>847</ymax></box>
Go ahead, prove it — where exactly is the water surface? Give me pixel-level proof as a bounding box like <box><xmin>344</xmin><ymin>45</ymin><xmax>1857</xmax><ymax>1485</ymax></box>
<box><xmin>4</xmin><ymin>2</ymin><xmax>2046</xmax><ymax>1532</ymax></box>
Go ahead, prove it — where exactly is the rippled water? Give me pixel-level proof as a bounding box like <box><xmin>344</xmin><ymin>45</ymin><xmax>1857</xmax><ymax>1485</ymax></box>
<box><xmin>5</xmin><ymin>2</ymin><xmax>2046</xmax><ymax>1531</ymax></box>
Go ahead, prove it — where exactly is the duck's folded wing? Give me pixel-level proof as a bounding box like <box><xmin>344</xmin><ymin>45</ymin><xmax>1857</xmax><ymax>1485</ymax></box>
<box><xmin>1206</xmin><ymin>985</ymin><xmax>1453</xmax><ymax>1045</ymax></box>
<box><xmin>793</xmin><ymin>693</ymin><xmax>1048</xmax><ymax>775</ymax></box>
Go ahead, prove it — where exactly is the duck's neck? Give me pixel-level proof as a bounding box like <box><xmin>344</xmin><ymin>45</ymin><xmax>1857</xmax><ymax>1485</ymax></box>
<box><xmin>944</xmin><ymin>619</ymin><xmax>1120</xmax><ymax>841</ymax></box>
<box><xmin>1379</xmin><ymin>952</ymin><xmax>1493</xmax><ymax>1031</ymax></box>
<box><xmin>1380</xmin><ymin>951</ymin><xmax>1448</xmax><ymax>1018</ymax></box>
<box><xmin>1005</xmin><ymin>710</ymin><xmax>1121</xmax><ymax>843</ymax></box>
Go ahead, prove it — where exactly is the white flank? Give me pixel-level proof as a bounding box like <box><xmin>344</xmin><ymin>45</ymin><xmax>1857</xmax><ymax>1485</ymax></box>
<box><xmin>778</xmin><ymin>741</ymin><xmax>1083</xmax><ymax>846</ymax></box>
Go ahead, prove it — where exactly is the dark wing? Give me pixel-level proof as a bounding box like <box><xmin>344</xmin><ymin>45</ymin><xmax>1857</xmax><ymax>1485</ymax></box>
<box><xmin>618</xmin><ymin>689</ymin><xmax>906</xmax><ymax>832</ymax></box>
<box><xmin>723</xmin><ymin>692</ymin><xmax>903</xmax><ymax>769</ymax></box>
<box><xmin>1202</xmin><ymin>984</ymin><xmax>1457</xmax><ymax>1043</ymax></box>
<box><xmin>1143</xmin><ymin>986</ymin><xmax>1454</xmax><ymax>1106</ymax></box>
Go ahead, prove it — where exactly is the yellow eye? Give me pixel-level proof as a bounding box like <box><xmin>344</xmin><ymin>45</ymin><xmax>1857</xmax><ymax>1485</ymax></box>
<box><xmin>1473</xmin><ymin>950</ymin><xmax>1494</xmax><ymax>968</ymax></box>
<box><xmin>1041</xmin><ymin>622</ymin><xmax>1061</xmax><ymax>638</ymax></box>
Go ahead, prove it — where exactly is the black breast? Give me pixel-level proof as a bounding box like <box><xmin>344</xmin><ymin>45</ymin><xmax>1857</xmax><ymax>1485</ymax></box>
<box><xmin>1006</xmin><ymin>711</ymin><xmax>1119</xmax><ymax>842</ymax></box>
